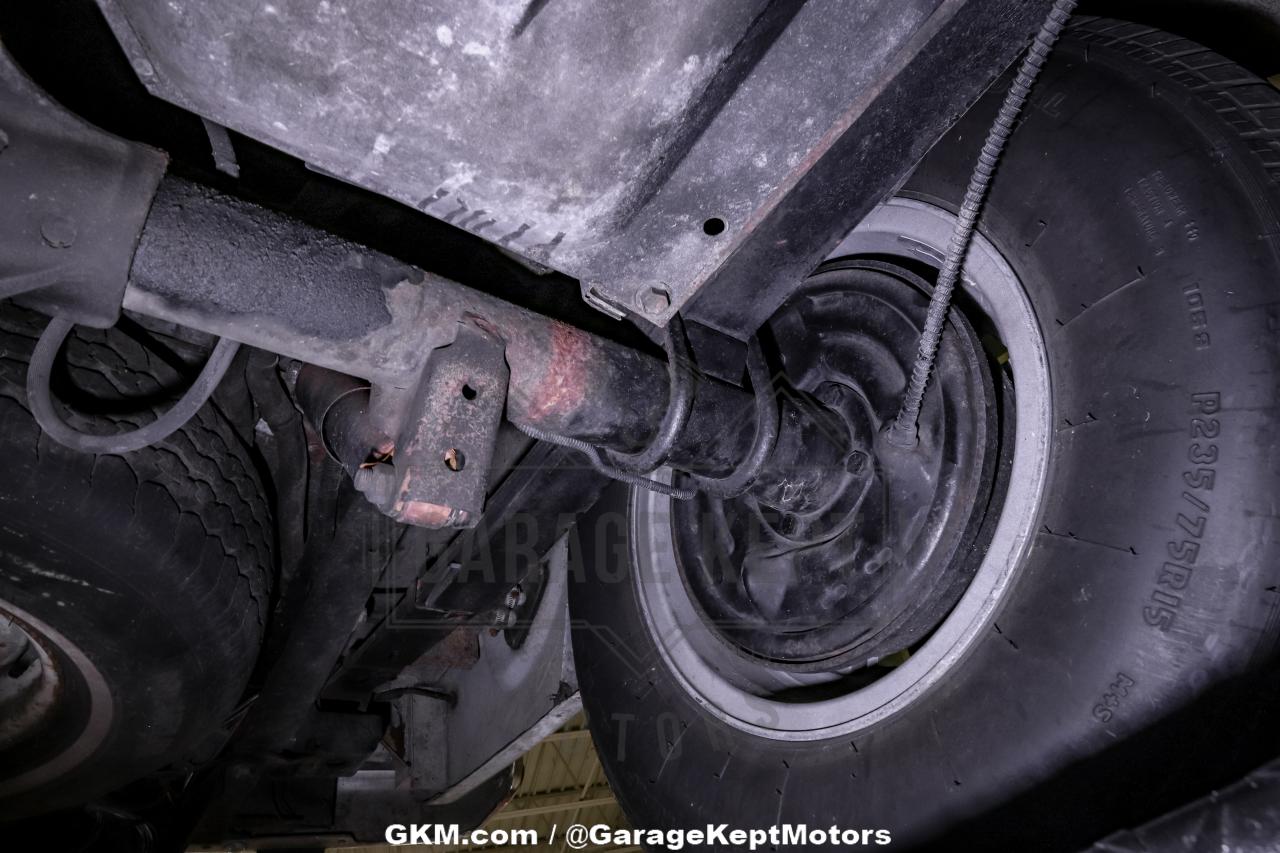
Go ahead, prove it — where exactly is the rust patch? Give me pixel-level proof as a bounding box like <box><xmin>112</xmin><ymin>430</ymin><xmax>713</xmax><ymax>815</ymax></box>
<box><xmin>397</xmin><ymin>500</ymin><xmax>467</xmax><ymax>528</ymax></box>
<box><xmin>519</xmin><ymin>321</ymin><xmax>591</xmax><ymax>424</ymax></box>
<box><xmin>408</xmin><ymin>626</ymin><xmax>480</xmax><ymax>671</ymax></box>
<box><xmin>391</xmin><ymin>468</ymin><xmax>463</xmax><ymax>527</ymax></box>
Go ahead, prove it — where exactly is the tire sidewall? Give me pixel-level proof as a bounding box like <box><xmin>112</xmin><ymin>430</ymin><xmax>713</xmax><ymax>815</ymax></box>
<box><xmin>0</xmin><ymin>325</ymin><xmax>272</xmax><ymax>818</ymax></box>
<box><xmin>568</xmin><ymin>25</ymin><xmax>1280</xmax><ymax>850</ymax></box>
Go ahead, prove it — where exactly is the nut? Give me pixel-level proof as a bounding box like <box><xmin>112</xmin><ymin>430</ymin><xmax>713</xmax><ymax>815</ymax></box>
<box><xmin>638</xmin><ymin>286</ymin><xmax>672</xmax><ymax>316</ymax></box>
<box><xmin>353</xmin><ymin>463</ymin><xmax>397</xmax><ymax>505</ymax></box>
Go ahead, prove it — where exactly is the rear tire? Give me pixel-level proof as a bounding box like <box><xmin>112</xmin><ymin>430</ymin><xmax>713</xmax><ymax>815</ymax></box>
<box><xmin>0</xmin><ymin>306</ymin><xmax>274</xmax><ymax>818</ymax></box>
<box><xmin>568</xmin><ymin>19</ymin><xmax>1280</xmax><ymax>850</ymax></box>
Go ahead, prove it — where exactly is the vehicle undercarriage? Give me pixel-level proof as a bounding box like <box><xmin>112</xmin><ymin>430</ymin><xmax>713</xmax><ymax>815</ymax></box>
<box><xmin>3</xmin><ymin>1</ymin><xmax>1280</xmax><ymax>851</ymax></box>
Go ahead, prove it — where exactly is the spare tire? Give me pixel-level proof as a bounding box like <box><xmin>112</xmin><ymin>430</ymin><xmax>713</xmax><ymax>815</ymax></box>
<box><xmin>568</xmin><ymin>18</ymin><xmax>1280</xmax><ymax>851</ymax></box>
<box><xmin>0</xmin><ymin>306</ymin><xmax>274</xmax><ymax>819</ymax></box>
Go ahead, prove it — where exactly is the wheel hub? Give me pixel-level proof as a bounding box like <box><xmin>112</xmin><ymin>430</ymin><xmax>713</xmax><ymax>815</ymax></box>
<box><xmin>0</xmin><ymin>614</ymin><xmax>60</xmax><ymax>752</ymax></box>
<box><xmin>672</xmin><ymin>261</ymin><xmax>999</xmax><ymax>671</ymax></box>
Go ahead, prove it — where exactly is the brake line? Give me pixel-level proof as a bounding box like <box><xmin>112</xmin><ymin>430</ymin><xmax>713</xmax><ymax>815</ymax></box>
<box><xmin>27</xmin><ymin>316</ymin><xmax>241</xmax><ymax>455</ymax></box>
<box><xmin>512</xmin><ymin>419</ymin><xmax>697</xmax><ymax>500</ymax></box>
<box><xmin>888</xmin><ymin>0</ymin><xmax>1078</xmax><ymax>447</ymax></box>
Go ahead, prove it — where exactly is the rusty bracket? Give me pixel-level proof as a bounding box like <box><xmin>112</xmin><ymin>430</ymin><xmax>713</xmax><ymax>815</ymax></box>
<box><xmin>384</xmin><ymin>323</ymin><xmax>509</xmax><ymax>529</ymax></box>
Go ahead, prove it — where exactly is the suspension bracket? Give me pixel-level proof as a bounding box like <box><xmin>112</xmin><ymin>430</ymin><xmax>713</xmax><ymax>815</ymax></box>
<box><xmin>0</xmin><ymin>42</ymin><xmax>166</xmax><ymax>328</ymax></box>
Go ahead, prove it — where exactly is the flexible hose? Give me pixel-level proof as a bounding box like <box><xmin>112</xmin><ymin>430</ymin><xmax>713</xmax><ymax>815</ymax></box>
<box><xmin>26</xmin><ymin>316</ymin><xmax>241</xmax><ymax>454</ymax></box>
<box><xmin>889</xmin><ymin>0</ymin><xmax>1078</xmax><ymax>447</ymax></box>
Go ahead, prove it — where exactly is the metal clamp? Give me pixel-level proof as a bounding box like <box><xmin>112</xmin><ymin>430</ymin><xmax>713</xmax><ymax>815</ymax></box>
<box><xmin>603</xmin><ymin>315</ymin><xmax>696</xmax><ymax>475</ymax></box>
<box><xmin>689</xmin><ymin>338</ymin><xmax>779</xmax><ymax>498</ymax></box>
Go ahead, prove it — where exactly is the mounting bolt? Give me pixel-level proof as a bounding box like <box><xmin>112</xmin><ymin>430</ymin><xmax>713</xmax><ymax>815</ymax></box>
<box><xmin>816</xmin><ymin>382</ymin><xmax>847</xmax><ymax>407</ymax></box>
<box><xmin>845</xmin><ymin>449</ymin><xmax>869</xmax><ymax>474</ymax></box>
<box><xmin>40</xmin><ymin>215</ymin><xmax>77</xmax><ymax>249</ymax></box>
<box><xmin>638</xmin><ymin>286</ymin><xmax>671</xmax><ymax>316</ymax></box>
<box><xmin>503</xmin><ymin>586</ymin><xmax>524</xmax><ymax>609</ymax></box>
<box><xmin>354</xmin><ymin>463</ymin><xmax>397</xmax><ymax>505</ymax></box>
<box><xmin>488</xmin><ymin>607</ymin><xmax>512</xmax><ymax>636</ymax></box>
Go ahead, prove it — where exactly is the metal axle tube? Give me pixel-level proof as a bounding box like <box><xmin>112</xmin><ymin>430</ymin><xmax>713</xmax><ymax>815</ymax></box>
<box><xmin>123</xmin><ymin>178</ymin><xmax>854</xmax><ymax>515</ymax></box>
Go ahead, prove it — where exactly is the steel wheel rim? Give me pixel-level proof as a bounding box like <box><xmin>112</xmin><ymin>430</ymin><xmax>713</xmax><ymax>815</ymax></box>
<box><xmin>0</xmin><ymin>600</ymin><xmax>112</xmax><ymax>798</ymax></box>
<box><xmin>632</xmin><ymin>197</ymin><xmax>1053</xmax><ymax>740</ymax></box>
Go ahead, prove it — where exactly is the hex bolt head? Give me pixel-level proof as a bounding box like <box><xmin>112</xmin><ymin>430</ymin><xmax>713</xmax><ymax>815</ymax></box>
<box><xmin>845</xmin><ymin>450</ymin><xmax>869</xmax><ymax>474</ymax></box>
<box><xmin>638</xmin><ymin>286</ymin><xmax>672</xmax><ymax>316</ymax></box>
<box><xmin>816</xmin><ymin>382</ymin><xmax>847</xmax><ymax>407</ymax></box>
<box><xmin>354</xmin><ymin>463</ymin><xmax>397</xmax><ymax>506</ymax></box>
<box><xmin>40</xmin><ymin>215</ymin><xmax>77</xmax><ymax>249</ymax></box>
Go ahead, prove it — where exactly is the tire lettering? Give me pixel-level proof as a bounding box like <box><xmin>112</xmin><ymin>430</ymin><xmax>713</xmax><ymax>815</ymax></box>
<box><xmin>1093</xmin><ymin>673</ymin><xmax>1137</xmax><ymax>723</ymax></box>
<box><xmin>1143</xmin><ymin>605</ymin><xmax>1176</xmax><ymax>631</ymax></box>
<box><xmin>1191</xmin><ymin>392</ymin><xmax>1220</xmax><ymax>414</ymax></box>
<box><xmin>1188</xmin><ymin>443</ymin><xmax>1218</xmax><ymax>464</ymax></box>
<box><xmin>1183</xmin><ymin>468</ymin><xmax>1215</xmax><ymax>490</ymax></box>
<box><xmin>1158</xmin><ymin>562</ymin><xmax>1193</xmax><ymax>591</ymax></box>
<box><xmin>1190</xmin><ymin>417</ymin><xmax>1220</xmax><ymax>438</ymax></box>
<box><xmin>1176</xmin><ymin>512</ymin><xmax>1206</xmax><ymax>538</ymax></box>
<box><xmin>1167</xmin><ymin>539</ymin><xmax>1200</xmax><ymax>563</ymax></box>
<box><xmin>1183</xmin><ymin>283</ymin><xmax>1212</xmax><ymax>350</ymax></box>
<box><xmin>1146</xmin><ymin>393</ymin><xmax>1220</xmax><ymax>632</ymax></box>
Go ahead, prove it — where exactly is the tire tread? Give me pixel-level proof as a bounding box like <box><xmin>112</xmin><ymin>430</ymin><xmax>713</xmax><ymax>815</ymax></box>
<box><xmin>0</xmin><ymin>307</ymin><xmax>272</xmax><ymax>636</ymax></box>
<box><xmin>1073</xmin><ymin>16</ymin><xmax>1280</xmax><ymax>184</ymax></box>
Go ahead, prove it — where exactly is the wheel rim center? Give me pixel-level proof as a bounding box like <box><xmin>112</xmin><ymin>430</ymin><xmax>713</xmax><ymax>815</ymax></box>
<box><xmin>0</xmin><ymin>615</ymin><xmax>60</xmax><ymax>751</ymax></box>
<box><xmin>671</xmin><ymin>260</ymin><xmax>1000</xmax><ymax>671</ymax></box>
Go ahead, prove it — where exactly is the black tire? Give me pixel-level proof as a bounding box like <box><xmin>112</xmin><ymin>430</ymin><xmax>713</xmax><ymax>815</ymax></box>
<box><xmin>569</xmin><ymin>19</ymin><xmax>1280</xmax><ymax>851</ymax></box>
<box><xmin>0</xmin><ymin>306</ymin><xmax>274</xmax><ymax>819</ymax></box>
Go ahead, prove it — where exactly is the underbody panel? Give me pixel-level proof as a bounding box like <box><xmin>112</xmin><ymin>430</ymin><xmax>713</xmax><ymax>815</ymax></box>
<box><xmin>95</xmin><ymin>0</ymin><xmax>1052</xmax><ymax>334</ymax></box>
